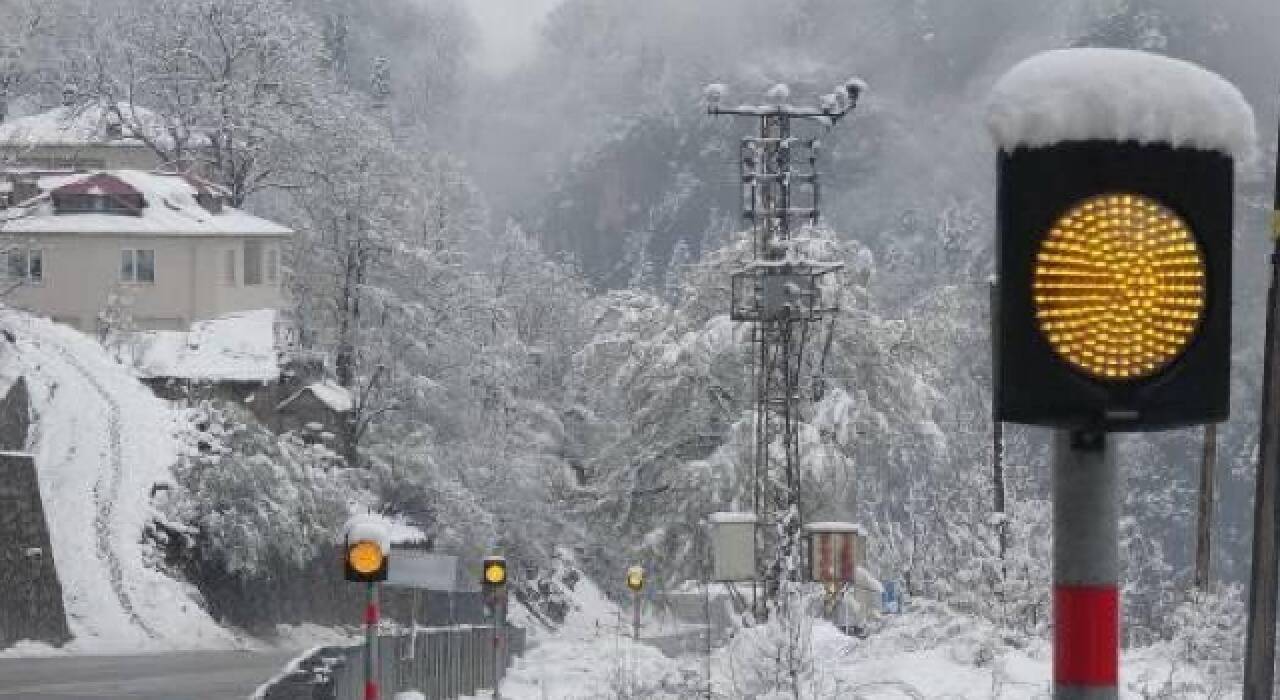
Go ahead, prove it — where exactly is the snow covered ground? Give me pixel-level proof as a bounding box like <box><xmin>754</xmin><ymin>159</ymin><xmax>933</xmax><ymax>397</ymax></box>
<box><xmin>491</xmin><ymin>577</ymin><xmax>1236</xmax><ymax>699</ymax></box>
<box><xmin>0</xmin><ymin>311</ymin><xmax>235</xmax><ymax>652</ymax></box>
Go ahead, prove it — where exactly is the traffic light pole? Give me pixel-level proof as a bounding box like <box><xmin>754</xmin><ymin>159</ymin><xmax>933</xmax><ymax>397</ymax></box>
<box><xmin>1243</xmin><ymin>103</ymin><xmax>1280</xmax><ymax>698</ymax></box>
<box><xmin>493</xmin><ymin>594</ymin><xmax>505</xmax><ymax>700</ymax></box>
<box><xmin>1053</xmin><ymin>430</ymin><xmax>1118</xmax><ymax>700</ymax></box>
<box><xmin>364</xmin><ymin>581</ymin><xmax>379</xmax><ymax>700</ymax></box>
<box><xmin>633</xmin><ymin>590</ymin><xmax>641</xmax><ymax>641</ymax></box>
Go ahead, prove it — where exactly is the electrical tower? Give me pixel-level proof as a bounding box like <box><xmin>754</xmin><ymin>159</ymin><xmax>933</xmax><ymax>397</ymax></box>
<box><xmin>705</xmin><ymin>79</ymin><xmax>863</xmax><ymax>612</ymax></box>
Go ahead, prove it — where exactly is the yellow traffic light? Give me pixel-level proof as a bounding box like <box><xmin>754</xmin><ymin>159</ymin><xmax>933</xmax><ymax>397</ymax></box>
<box><xmin>626</xmin><ymin>566</ymin><xmax>645</xmax><ymax>592</ymax></box>
<box><xmin>484</xmin><ymin>560</ymin><xmax>507</xmax><ymax>586</ymax></box>
<box><xmin>1033</xmin><ymin>193</ymin><xmax>1205</xmax><ymax>381</ymax></box>
<box><xmin>347</xmin><ymin>540</ymin><xmax>385</xmax><ymax>576</ymax></box>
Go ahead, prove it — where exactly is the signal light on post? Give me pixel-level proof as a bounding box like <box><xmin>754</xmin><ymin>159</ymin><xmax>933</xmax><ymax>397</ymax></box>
<box><xmin>483</xmin><ymin>556</ymin><xmax>507</xmax><ymax>587</ymax></box>
<box><xmin>481</xmin><ymin>555</ymin><xmax>508</xmax><ymax>621</ymax></box>
<box><xmin>626</xmin><ymin>566</ymin><xmax>645</xmax><ymax>592</ymax></box>
<box><xmin>344</xmin><ymin>537</ymin><xmax>388</xmax><ymax>583</ymax></box>
<box><xmin>995</xmin><ymin>141</ymin><xmax>1232</xmax><ymax>431</ymax></box>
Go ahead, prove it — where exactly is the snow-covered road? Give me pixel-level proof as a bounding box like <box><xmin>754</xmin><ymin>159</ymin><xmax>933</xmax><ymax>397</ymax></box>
<box><xmin>2</xmin><ymin>312</ymin><xmax>233</xmax><ymax>651</ymax></box>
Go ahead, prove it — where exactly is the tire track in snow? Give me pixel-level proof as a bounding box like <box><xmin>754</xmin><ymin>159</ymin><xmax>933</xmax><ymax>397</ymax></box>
<box><xmin>32</xmin><ymin>332</ymin><xmax>157</xmax><ymax>639</ymax></box>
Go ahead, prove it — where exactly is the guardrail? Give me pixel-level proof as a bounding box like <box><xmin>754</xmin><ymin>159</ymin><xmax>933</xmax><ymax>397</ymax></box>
<box><xmin>260</xmin><ymin>625</ymin><xmax>525</xmax><ymax>700</ymax></box>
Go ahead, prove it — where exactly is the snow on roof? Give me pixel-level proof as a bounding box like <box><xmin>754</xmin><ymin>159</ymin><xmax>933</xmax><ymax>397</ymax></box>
<box><xmin>278</xmin><ymin>380</ymin><xmax>354</xmax><ymax>414</ymax></box>
<box><xmin>708</xmin><ymin>512</ymin><xmax>757</xmax><ymax>524</ymax></box>
<box><xmin>804</xmin><ymin>521</ymin><xmax>868</xmax><ymax>535</ymax></box>
<box><xmin>343</xmin><ymin>513</ymin><xmax>428</xmax><ymax>549</ymax></box>
<box><xmin>1</xmin><ymin>170</ymin><xmax>291</xmax><ymax>237</ymax></box>
<box><xmin>986</xmin><ymin>48</ymin><xmax>1256</xmax><ymax>158</ymax></box>
<box><xmin>131</xmin><ymin>309</ymin><xmax>281</xmax><ymax>382</ymax></box>
<box><xmin>0</xmin><ymin>102</ymin><xmax>202</xmax><ymax>150</ymax></box>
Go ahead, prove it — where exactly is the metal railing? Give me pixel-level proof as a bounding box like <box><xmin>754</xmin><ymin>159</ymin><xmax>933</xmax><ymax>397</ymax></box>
<box><xmin>261</xmin><ymin>625</ymin><xmax>525</xmax><ymax>700</ymax></box>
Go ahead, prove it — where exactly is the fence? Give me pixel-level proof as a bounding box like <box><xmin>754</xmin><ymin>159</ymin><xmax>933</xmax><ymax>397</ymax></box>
<box><xmin>261</xmin><ymin>625</ymin><xmax>525</xmax><ymax>700</ymax></box>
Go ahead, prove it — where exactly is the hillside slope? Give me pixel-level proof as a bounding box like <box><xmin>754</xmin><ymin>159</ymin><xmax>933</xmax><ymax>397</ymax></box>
<box><xmin>1</xmin><ymin>311</ymin><xmax>234</xmax><ymax>650</ymax></box>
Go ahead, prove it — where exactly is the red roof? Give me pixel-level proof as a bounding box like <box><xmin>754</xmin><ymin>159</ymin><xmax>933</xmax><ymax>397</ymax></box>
<box><xmin>52</xmin><ymin>173</ymin><xmax>142</xmax><ymax>198</ymax></box>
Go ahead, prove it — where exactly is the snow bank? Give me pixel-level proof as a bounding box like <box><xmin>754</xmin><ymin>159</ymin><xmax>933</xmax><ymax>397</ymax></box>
<box><xmin>986</xmin><ymin>48</ymin><xmax>1256</xmax><ymax>158</ymax></box>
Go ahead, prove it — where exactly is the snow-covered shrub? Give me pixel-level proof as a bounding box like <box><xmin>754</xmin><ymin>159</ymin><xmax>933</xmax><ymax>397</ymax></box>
<box><xmin>164</xmin><ymin>400</ymin><xmax>353</xmax><ymax>579</ymax></box>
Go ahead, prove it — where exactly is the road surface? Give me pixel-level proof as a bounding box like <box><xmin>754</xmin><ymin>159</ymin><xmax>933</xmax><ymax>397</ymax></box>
<box><xmin>0</xmin><ymin>650</ymin><xmax>300</xmax><ymax>699</ymax></box>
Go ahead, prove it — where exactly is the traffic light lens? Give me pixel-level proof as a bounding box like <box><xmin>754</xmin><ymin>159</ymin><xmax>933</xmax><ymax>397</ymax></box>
<box><xmin>484</xmin><ymin>563</ymin><xmax>506</xmax><ymax>585</ymax></box>
<box><xmin>1034</xmin><ymin>193</ymin><xmax>1205</xmax><ymax>381</ymax></box>
<box><xmin>348</xmin><ymin>540</ymin><xmax>384</xmax><ymax>575</ymax></box>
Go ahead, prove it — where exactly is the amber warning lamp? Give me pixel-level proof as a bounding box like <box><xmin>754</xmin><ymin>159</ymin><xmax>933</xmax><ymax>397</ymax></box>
<box><xmin>626</xmin><ymin>566</ymin><xmax>645</xmax><ymax>593</ymax></box>
<box><xmin>482</xmin><ymin>556</ymin><xmax>507</xmax><ymax>588</ymax></box>
<box><xmin>343</xmin><ymin>525</ymin><xmax>389</xmax><ymax>583</ymax></box>
<box><xmin>995</xmin><ymin>141</ymin><xmax>1232</xmax><ymax>430</ymax></box>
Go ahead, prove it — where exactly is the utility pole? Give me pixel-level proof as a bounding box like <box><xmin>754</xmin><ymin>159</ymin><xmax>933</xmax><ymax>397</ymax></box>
<box><xmin>705</xmin><ymin>78</ymin><xmax>863</xmax><ymax>616</ymax></box>
<box><xmin>1243</xmin><ymin>99</ymin><xmax>1280</xmax><ymax>700</ymax></box>
<box><xmin>1195</xmin><ymin>423</ymin><xmax>1217</xmax><ymax>591</ymax></box>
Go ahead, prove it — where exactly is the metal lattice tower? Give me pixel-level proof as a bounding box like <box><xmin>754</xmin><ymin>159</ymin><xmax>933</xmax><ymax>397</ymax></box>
<box><xmin>706</xmin><ymin>80</ymin><xmax>863</xmax><ymax>612</ymax></box>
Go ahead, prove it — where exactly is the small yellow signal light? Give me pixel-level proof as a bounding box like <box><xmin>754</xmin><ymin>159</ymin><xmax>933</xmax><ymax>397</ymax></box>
<box><xmin>1032</xmin><ymin>193</ymin><xmax>1205</xmax><ymax>381</ymax></box>
<box><xmin>626</xmin><ymin>566</ymin><xmax>645</xmax><ymax>592</ymax></box>
<box><xmin>484</xmin><ymin>559</ymin><xmax>507</xmax><ymax>586</ymax></box>
<box><xmin>347</xmin><ymin>540</ymin><xmax>385</xmax><ymax>575</ymax></box>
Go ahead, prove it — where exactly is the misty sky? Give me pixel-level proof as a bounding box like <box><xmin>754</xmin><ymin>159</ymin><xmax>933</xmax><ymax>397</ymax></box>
<box><xmin>466</xmin><ymin>0</ymin><xmax>563</xmax><ymax>75</ymax></box>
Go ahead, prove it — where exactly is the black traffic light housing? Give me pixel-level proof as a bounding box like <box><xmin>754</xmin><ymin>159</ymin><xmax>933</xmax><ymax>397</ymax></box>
<box><xmin>996</xmin><ymin>140</ymin><xmax>1232</xmax><ymax>431</ymax></box>
<box><xmin>481</xmin><ymin>555</ymin><xmax>508</xmax><ymax>619</ymax></box>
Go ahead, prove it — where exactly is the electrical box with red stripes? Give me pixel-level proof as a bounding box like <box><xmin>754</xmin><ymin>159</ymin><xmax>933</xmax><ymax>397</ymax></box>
<box><xmin>804</xmin><ymin>522</ymin><xmax>867</xmax><ymax>584</ymax></box>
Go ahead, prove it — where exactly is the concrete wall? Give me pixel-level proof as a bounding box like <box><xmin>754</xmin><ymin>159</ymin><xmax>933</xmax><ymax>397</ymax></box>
<box><xmin>4</xmin><ymin>233</ymin><xmax>286</xmax><ymax>331</ymax></box>
<box><xmin>0</xmin><ymin>452</ymin><xmax>71</xmax><ymax>648</ymax></box>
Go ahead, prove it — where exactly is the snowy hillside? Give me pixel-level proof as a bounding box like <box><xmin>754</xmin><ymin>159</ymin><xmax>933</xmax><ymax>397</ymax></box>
<box><xmin>0</xmin><ymin>311</ymin><xmax>234</xmax><ymax>650</ymax></box>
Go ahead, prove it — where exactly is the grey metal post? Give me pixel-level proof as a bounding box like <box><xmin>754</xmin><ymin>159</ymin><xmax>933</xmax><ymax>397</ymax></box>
<box><xmin>990</xmin><ymin>277</ymin><xmax>1008</xmax><ymax>565</ymax></box>
<box><xmin>1195</xmin><ymin>423</ymin><xmax>1217</xmax><ymax>591</ymax></box>
<box><xmin>1053</xmin><ymin>430</ymin><xmax>1118</xmax><ymax>699</ymax></box>
<box><xmin>1244</xmin><ymin>100</ymin><xmax>1280</xmax><ymax>697</ymax></box>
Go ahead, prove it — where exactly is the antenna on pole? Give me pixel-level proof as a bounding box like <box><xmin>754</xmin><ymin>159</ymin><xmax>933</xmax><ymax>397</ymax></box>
<box><xmin>706</xmin><ymin>78</ymin><xmax>864</xmax><ymax>617</ymax></box>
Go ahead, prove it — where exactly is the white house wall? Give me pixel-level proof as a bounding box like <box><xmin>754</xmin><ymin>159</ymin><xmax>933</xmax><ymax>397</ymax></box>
<box><xmin>4</xmin><ymin>233</ymin><xmax>287</xmax><ymax>331</ymax></box>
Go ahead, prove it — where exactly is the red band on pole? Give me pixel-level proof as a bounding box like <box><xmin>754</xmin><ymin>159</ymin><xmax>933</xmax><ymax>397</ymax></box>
<box><xmin>364</xmin><ymin>680</ymin><xmax>378</xmax><ymax>700</ymax></box>
<box><xmin>364</xmin><ymin>602</ymin><xmax>379</xmax><ymax>625</ymax></box>
<box><xmin>1054</xmin><ymin>585</ymin><xmax>1118</xmax><ymax>686</ymax></box>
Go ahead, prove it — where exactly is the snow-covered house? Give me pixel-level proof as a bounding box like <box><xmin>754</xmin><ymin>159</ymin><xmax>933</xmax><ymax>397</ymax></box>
<box><xmin>0</xmin><ymin>102</ymin><xmax>190</xmax><ymax>172</ymax></box>
<box><xmin>0</xmin><ymin>170</ymin><xmax>290</xmax><ymax>333</ymax></box>
<box><xmin>275</xmin><ymin>380</ymin><xmax>354</xmax><ymax>440</ymax></box>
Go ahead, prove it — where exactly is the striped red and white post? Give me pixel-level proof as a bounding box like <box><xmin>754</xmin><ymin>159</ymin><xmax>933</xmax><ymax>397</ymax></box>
<box><xmin>364</xmin><ymin>582</ymin><xmax>379</xmax><ymax>700</ymax></box>
<box><xmin>1053</xmin><ymin>430</ymin><xmax>1118</xmax><ymax>699</ymax></box>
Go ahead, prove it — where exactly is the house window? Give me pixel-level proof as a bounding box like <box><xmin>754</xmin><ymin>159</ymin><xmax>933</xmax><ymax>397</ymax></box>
<box><xmin>223</xmin><ymin>249</ymin><xmax>237</xmax><ymax>286</ymax></box>
<box><xmin>3</xmin><ymin>248</ymin><xmax>42</xmax><ymax>284</ymax></box>
<box><xmin>244</xmin><ymin>240</ymin><xmax>262</xmax><ymax>285</ymax></box>
<box><xmin>121</xmin><ymin>249</ymin><xmax>155</xmax><ymax>283</ymax></box>
<box><xmin>266</xmin><ymin>247</ymin><xmax>279</xmax><ymax>284</ymax></box>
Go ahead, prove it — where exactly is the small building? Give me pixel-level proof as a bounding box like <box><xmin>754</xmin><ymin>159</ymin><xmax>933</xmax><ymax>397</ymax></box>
<box><xmin>276</xmin><ymin>380</ymin><xmax>354</xmax><ymax>440</ymax></box>
<box><xmin>0</xmin><ymin>102</ymin><xmax>190</xmax><ymax>172</ymax></box>
<box><xmin>0</xmin><ymin>170</ymin><xmax>290</xmax><ymax>333</ymax></box>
